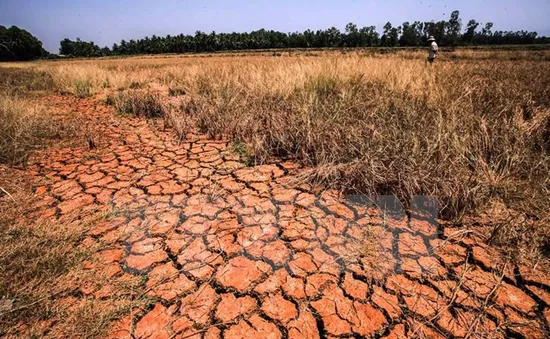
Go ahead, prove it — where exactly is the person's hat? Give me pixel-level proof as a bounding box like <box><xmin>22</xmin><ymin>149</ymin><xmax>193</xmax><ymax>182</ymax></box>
<box><xmin>428</xmin><ymin>36</ymin><xmax>436</xmax><ymax>42</ymax></box>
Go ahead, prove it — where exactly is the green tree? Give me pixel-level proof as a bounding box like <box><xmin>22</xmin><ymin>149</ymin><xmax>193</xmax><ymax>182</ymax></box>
<box><xmin>445</xmin><ymin>10</ymin><xmax>462</xmax><ymax>45</ymax></box>
<box><xmin>381</xmin><ymin>22</ymin><xmax>399</xmax><ymax>47</ymax></box>
<box><xmin>463</xmin><ymin>19</ymin><xmax>479</xmax><ymax>44</ymax></box>
<box><xmin>0</xmin><ymin>25</ymin><xmax>45</xmax><ymax>61</ymax></box>
<box><xmin>59</xmin><ymin>38</ymin><xmax>107</xmax><ymax>57</ymax></box>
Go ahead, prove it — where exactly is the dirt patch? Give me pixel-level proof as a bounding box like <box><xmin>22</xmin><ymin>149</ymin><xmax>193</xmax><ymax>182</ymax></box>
<box><xmin>2</xmin><ymin>95</ymin><xmax>548</xmax><ymax>338</ymax></box>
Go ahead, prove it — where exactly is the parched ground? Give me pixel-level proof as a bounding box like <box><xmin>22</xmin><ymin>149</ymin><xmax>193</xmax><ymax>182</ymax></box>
<box><xmin>14</xmin><ymin>95</ymin><xmax>550</xmax><ymax>338</ymax></box>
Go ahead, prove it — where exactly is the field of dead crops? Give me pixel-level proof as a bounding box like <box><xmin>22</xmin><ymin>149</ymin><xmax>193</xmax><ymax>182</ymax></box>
<box><xmin>1</xmin><ymin>48</ymin><xmax>550</xmax><ymax>338</ymax></box>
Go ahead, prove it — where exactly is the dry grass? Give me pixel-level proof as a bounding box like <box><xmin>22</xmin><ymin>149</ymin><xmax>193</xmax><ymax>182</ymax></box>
<box><xmin>0</xmin><ymin>167</ymin><xmax>75</xmax><ymax>334</ymax></box>
<box><xmin>0</xmin><ymin>95</ymin><xmax>55</xmax><ymax>165</ymax></box>
<box><xmin>0</xmin><ymin>67</ymin><xmax>149</xmax><ymax>337</ymax></box>
<box><xmin>0</xmin><ymin>67</ymin><xmax>56</xmax><ymax>97</ymax></box>
<box><xmin>0</xmin><ymin>167</ymin><xmax>149</xmax><ymax>337</ymax></box>
<box><xmin>3</xmin><ymin>48</ymin><xmax>549</xmax><ymax>263</ymax></box>
<box><xmin>179</xmin><ymin>55</ymin><xmax>550</xmax><ymax>219</ymax></box>
<box><xmin>109</xmin><ymin>89</ymin><xmax>165</xmax><ymax>117</ymax></box>
<box><xmin>0</xmin><ymin>67</ymin><xmax>72</xmax><ymax>166</ymax></box>
<box><xmin>0</xmin><ymin>48</ymin><xmax>549</xmax><ymax>335</ymax></box>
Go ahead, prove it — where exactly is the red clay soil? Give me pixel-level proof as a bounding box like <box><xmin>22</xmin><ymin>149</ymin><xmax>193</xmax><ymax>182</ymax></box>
<box><xmin>17</xmin><ymin>96</ymin><xmax>550</xmax><ymax>338</ymax></box>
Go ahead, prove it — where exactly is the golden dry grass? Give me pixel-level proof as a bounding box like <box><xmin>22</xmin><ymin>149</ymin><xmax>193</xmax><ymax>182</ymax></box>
<box><xmin>1</xmin><ymin>47</ymin><xmax>549</xmax><ymax>262</ymax></box>
<box><xmin>0</xmin><ymin>69</ymin><xmax>147</xmax><ymax>337</ymax></box>
<box><xmin>0</xmin><ymin>166</ymin><xmax>149</xmax><ymax>337</ymax></box>
<box><xmin>0</xmin><ymin>48</ymin><xmax>549</xmax><ymax>336</ymax></box>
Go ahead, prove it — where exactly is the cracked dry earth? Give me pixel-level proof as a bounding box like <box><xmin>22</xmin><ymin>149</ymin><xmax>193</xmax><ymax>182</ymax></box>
<box><xmin>21</xmin><ymin>95</ymin><xmax>550</xmax><ymax>338</ymax></box>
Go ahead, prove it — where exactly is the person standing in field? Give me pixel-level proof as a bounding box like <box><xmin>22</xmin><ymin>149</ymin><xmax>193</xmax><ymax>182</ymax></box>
<box><xmin>427</xmin><ymin>36</ymin><xmax>438</xmax><ymax>63</ymax></box>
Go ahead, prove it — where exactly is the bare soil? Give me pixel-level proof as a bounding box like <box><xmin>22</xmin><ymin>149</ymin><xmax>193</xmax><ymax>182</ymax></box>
<box><xmin>5</xmin><ymin>95</ymin><xmax>550</xmax><ymax>338</ymax></box>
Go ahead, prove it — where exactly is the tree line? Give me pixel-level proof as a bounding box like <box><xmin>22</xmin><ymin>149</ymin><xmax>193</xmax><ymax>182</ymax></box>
<box><xmin>60</xmin><ymin>11</ymin><xmax>549</xmax><ymax>58</ymax></box>
<box><xmin>1</xmin><ymin>10</ymin><xmax>548</xmax><ymax>61</ymax></box>
<box><xmin>0</xmin><ymin>25</ymin><xmax>49</xmax><ymax>61</ymax></box>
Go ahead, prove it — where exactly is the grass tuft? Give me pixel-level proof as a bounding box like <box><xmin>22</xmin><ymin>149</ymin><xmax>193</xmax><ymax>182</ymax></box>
<box><xmin>113</xmin><ymin>90</ymin><xmax>165</xmax><ymax>117</ymax></box>
<box><xmin>74</xmin><ymin>79</ymin><xmax>93</xmax><ymax>98</ymax></box>
<box><xmin>0</xmin><ymin>95</ymin><xmax>66</xmax><ymax>166</ymax></box>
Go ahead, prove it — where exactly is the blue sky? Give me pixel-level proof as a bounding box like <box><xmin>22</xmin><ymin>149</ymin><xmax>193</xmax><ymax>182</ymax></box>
<box><xmin>2</xmin><ymin>0</ymin><xmax>549</xmax><ymax>53</ymax></box>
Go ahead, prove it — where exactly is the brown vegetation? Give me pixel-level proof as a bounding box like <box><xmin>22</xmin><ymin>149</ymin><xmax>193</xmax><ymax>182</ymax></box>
<box><xmin>5</xmin><ymin>48</ymin><xmax>548</xmax><ymax>262</ymax></box>
<box><xmin>0</xmin><ymin>48</ymin><xmax>549</xmax><ymax>337</ymax></box>
<box><xmin>0</xmin><ymin>71</ymin><xmax>146</xmax><ymax>336</ymax></box>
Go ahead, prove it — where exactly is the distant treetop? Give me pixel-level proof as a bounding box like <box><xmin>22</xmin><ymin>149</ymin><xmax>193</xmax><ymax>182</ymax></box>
<box><xmin>0</xmin><ymin>25</ymin><xmax>48</xmax><ymax>61</ymax></box>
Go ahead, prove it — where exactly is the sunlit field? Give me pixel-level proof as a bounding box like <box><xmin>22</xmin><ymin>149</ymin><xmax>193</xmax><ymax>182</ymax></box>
<box><xmin>3</xmin><ymin>47</ymin><xmax>550</xmax><ymax>255</ymax></box>
<box><xmin>1</xmin><ymin>47</ymin><xmax>550</xmax><ymax>337</ymax></box>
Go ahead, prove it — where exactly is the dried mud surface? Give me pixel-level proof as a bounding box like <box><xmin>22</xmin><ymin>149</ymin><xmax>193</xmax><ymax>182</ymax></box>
<box><xmin>17</xmin><ymin>96</ymin><xmax>550</xmax><ymax>338</ymax></box>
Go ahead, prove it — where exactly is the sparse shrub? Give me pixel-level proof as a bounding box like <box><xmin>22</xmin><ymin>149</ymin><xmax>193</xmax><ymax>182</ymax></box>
<box><xmin>0</xmin><ymin>68</ymin><xmax>56</xmax><ymax>96</ymax></box>
<box><xmin>74</xmin><ymin>79</ymin><xmax>93</xmax><ymax>98</ymax></box>
<box><xmin>129</xmin><ymin>81</ymin><xmax>144</xmax><ymax>89</ymax></box>
<box><xmin>232</xmin><ymin>140</ymin><xmax>253</xmax><ymax>166</ymax></box>
<box><xmin>168</xmin><ymin>87</ymin><xmax>186</xmax><ymax>96</ymax></box>
<box><xmin>113</xmin><ymin>90</ymin><xmax>164</xmax><ymax>117</ymax></box>
<box><xmin>104</xmin><ymin>94</ymin><xmax>115</xmax><ymax>106</ymax></box>
<box><xmin>185</xmin><ymin>55</ymin><xmax>550</xmax><ymax>228</ymax></box>
<box><xmin>0</xmin><ymin>95</ymin><xmax>61</xmax><ymax>165</ymax></box>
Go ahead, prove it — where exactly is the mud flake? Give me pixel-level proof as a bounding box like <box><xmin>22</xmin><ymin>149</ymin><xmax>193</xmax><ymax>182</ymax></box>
<box><xmin>58</xmin><ymin>193</ymin><xmax>94</xmax><ymax>214</ymax></box>
<box><xmin>130</xmin><ymin>237</ymin><xmax>164</xmax><ymax>254</ymax></box>
<box><xmin>207</xmin><ymin>232</ymin><xmax>241</xmax><ymax>257</ymax></box>
<box><xmin>434</xmin><ymin>242</ymin><xmax>467</xmax><ymax>266</ymax></box>
<box><xmin>323</xmin><ymin>201</ymin><xmax>355</xmax><ymax>220</ymax></box>
<box><xmin>519</xmin><ymin>266</ymin><xmax>550</xmax><ymax>286</ymax></box>
<box><xmin>436</xmin><ymin>309</ymin><xmax>472</xmax><ymax>338</ymax></box>
<box><xmin>272</xmin><ymin>187</ymin><xmax>299</xmax><ymax>203</ymax></box>
<box><xmin>526</xmin><ymin>285</ymin><xmax>550</xmax><ymax>305</ymax></box>
<box><xmin>126</xmin><ymin>249</ymin><xmax>168</xmax><ymax>271</ymax></box>
<box><xmin>216</xmin><ymin>293</ymin><xmax>257</xmax><ymax>322</ymax></box>
<box><xmin>89</xmin><ymin>175</ymin><xmax>115</xmax><ymax>188</ymax></box>
<box><xmin>495</xmin><ymin>283</ymin><xmax>537</xmax><ymax>314</ymax></box>
<box><xmin>135</xmin><ymin>304</ymin><xmax>172</xmax><ymax>339</ymax></box>
<box><xmin>296</xmin><ymin>192</ymin><xmax>316</xmax><ymax>208</ymax></box>
<box><xmin>342</xmin><ymin>273</ymin><xmax>369</xmax><ymax>300</ymax></box>
<box><xmin>282</xmin><ymin>275</ymin><xmax>307</xmax><ymax>299</ymax></box>
<box><xmin>147</xmin><ymin>263</ymin><xmax>195</xmax><ymax>302</ymax></box>
<box><xmin>180</xmin><ymin>284</ymin><xmax>218</xmax><ymax>326</ymax></box>
<box><xmin>106</xmin><ymin>315</ymin><xmax>133</xmax><ymax>338</ymax></box>
<box><xmin>234</xmin><ymin>168</ymin><xmax>270</xmax><ymax>183</ymax></box>
<box><xmin>147</xmin><ymin>185</ymin><xmax>163</xmax><ymax>195</ymax></box>
<box><xmin>352</xmin><ymin>301</ymin><xmax>387</xmax><ymax>337</ymax></box>
<box><xmin>505</xmin><ymin>307</ymin><xmax>546</xmax><ymax>339</ymax></box>
<box><xmin>216</xmin><ymin>256</ymin><xmax>271</xmax><ymax>292</ymax></box>
<box><xmin>160</xmin><ymin>180</ymin><xmax>188</xmax><ymax>194</ymax></box>
<box><xmin>305</xmin><ymin>273</ymin><xmax>338</xmax><ymax>297</ymax></box>
<box><xmin>383</xmin><ymin>324</ymin><xmax>406</xmax><ymax>339</ymax></box>
<box><xmin>96</xmin><ymin>188</ymin><xmax>114</xmax><ymax>204</ymax></box>
<box><xmin>248</xmin><ymin>314</ymin><xmax>282</xmax><ymax>338</ymax></box>
<box><xmin>219</xmin><ymin>177</ymin><xmax>245</xmax><ymax>192</ymax></box>
<box><xmin>288</xmin><ymin>309</ymin><xmax>320</xmax><ymax>339</ymax></box>
<box><xmin>371</xmin><ymin>286</ymin><xmax>401</xmax><ymax>319</ymax></box>
<box><xmin>310</xmin><ymin>295</ymin><xmax>352</xmax><ymax>336</ymax></box>
<box><xmin>237</xmin><ymin>225</ymin><xmax>278</xmax><ymax>248</ymax></box>
<box><xmin>97</xmin><ymin>248</ymin><xmax>124</xmax><ymax>263</ymax></box>
<box><xmin>401</xmin><ymin>258</ymin><xmax>424</xmax><ymax>279</ymax></box>
<box><xmin>417</xmin><ymin>256</ymin><xmax>447</xmax><ymax>277</ymax></box>
<box><xmin>453</xmin><ymin>265</ymin><xmax>502</xmax><ymax>299</ymax></box>
<box><xmin>225</xmin><ymin>319</ymin><xmax>263</xmax><ymax>339</ymax></box>
<box><xmin>179</xmin><ymin>215</ymin><xmax>212</xmax><ymax>234</ymax></box>
<box><xmin>398</xmin><ymin>233</ymin><xmax>428</xmax><ymax>256</ymax></box>
<box><xmin>386</xmin><ymin>275</ymin><xmax>444</xmax><ymax>318</ymax></box>
<box><xmin>78</xmin><ymin>172</ymin><xmax>105</xmax><ymax>184</ymax></box>
<box><xmin>289</xmin><ymin>252</ymin><xmax>318</xmax><ymax>277</ymax></box>
<box><xmin>255</xmin><ymin>269</ymin><xmax>289</xmax><ymax>295</ymax></box>
<box><xmin>262</xmin><ymin>240</ymin><xmax>291</xmax><ymax>266</ymax></box>
<box><xmin>261</xmin><ymin>293</ymin><xmax>297</xmax><ymax>324</ymax></box>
